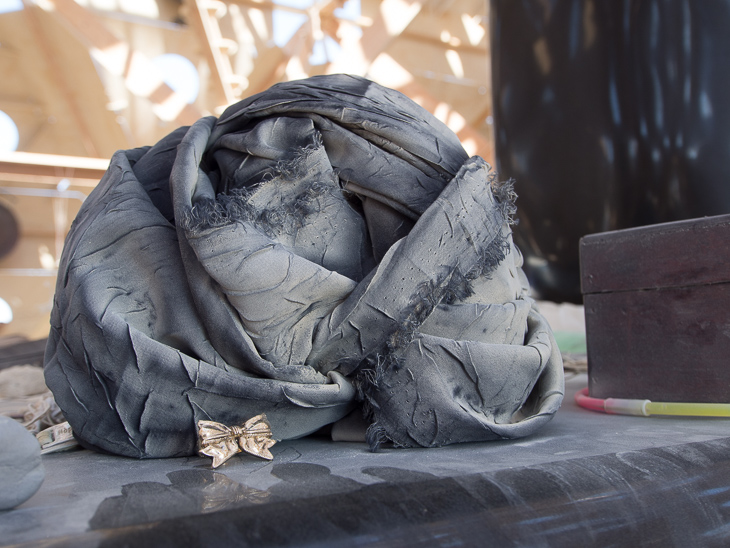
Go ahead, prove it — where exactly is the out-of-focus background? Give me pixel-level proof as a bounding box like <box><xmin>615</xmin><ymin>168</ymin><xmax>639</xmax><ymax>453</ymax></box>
<box><xmin>0</xmin><ymin>0</ymin><xmax>494</xmax><ymax>340</ymax></box>
<box><xmin>5</xmin><ymin>0</ymin><xmax>730</xmax><ymax>345</ymax></box>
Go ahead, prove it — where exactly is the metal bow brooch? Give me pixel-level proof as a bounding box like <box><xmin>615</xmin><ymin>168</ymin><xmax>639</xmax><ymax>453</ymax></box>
<box><xmin>197</xmin><ymin>414</ymin><xmax>276</xmax><ymax>468</ymax></box>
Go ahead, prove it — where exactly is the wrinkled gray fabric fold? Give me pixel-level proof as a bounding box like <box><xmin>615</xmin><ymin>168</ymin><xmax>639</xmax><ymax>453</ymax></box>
<box><xmin>44</xmin><ymin>75</ymin><xmax>564</xmax><ymax>458</ymax></box>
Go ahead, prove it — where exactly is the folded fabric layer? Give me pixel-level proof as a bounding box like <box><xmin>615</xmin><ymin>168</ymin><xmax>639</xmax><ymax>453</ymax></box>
<box><xmin>45</xmin><ymin>75</ymin><xmax>564</xmax><ymax>458</ymax></box>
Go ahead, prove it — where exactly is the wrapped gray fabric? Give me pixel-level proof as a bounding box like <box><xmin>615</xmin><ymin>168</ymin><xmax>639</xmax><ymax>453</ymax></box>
<box><xmin>44</xmin><ymin>75</ymin><xmax>564</xmax><ymax>458</ymax></box>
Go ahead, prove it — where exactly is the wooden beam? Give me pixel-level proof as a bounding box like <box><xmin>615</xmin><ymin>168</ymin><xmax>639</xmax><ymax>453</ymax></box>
<box><xmin>42</xmin><ymin>0</ymin><xmax>203</xmax><ymax>126</ymax></box>
<box><xmin>0</xmin><ymin>96</ymin><xmax>43</xmax><ymax>113</ymax></box>
<box><xmin>228</xmin><ymin>0</ymin><xmax>372</xmax><ymax>26</ymax></box>
<box><xmin>0</xmin><ymin>151</ymin><xmax>109</xmax><ymax>188</ymax></box>
<box><xmin>399</xmin><ymin>31</ymin><xmax>487</xmax><ymax>54</ymax></box>
<box><xmin>21</xmin><ymin>0</ymin><xmax>99</xmax><ymax>157</ymax></box>
<box><xmin>229</xmin><ymin>0</ymin><xmax>307</xmax><ymax>14</ymax></box>
<box><xmin>184</xmin><ymin>0</ymin><xmax>241</xmax><ymax>110</ymax></box>
<box><xmin>242</xmin><ymin>1</ymin><xmax>330</xmax><ymax>96</ymax></box>
<box><xmin>237</xmin><ymin>2</ymin><xmax>273</xmax><ymax>45</ymax></box>
<box><xmin>326</xmin><ymin>0</ymin><xmax>423</xmax><ymax>76</ymax></box>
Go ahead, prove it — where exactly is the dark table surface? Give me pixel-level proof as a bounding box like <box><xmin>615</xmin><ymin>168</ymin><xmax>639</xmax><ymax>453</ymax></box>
<box><xmin>3</xmin><ymin>373</ymin><xmax>730</xmax><ymax>547</ymax></box>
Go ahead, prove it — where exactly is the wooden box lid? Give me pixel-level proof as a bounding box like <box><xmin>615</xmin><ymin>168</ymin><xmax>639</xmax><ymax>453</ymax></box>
<box><xmin>580</xmin><ymin>214</ymin><xmax>730</xmax><ymax>295</ymax></box>
<box><xmin>581</xmin><ymin>214</ymin><xmax>730</xmax><ymax>402</ymax></box>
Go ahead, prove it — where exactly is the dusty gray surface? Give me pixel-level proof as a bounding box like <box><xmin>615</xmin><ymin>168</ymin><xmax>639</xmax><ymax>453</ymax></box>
<box><xmin>2</xmin><ymin>374</ymin><xmax>729</xmax><ymax>546</ymax></box>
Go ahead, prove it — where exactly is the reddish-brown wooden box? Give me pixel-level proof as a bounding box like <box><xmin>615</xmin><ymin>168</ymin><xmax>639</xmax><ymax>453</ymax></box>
<box><xmin>580</xmin><ymin>214</ymin><xmax>730</xmax><ymax>402</ymax></box>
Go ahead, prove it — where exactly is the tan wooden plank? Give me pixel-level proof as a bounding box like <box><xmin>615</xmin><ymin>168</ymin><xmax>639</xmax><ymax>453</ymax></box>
<box><xmin>184</xmin><ymin>0</ymin><xmax>238</xmax><ymax>109</ymax></box>
<box><xmin>0</xmin><ymin>151</ymin><xmax>109</xmax><ymax>175</ymax></box>
<box><xmin>44</xmin><ymin>0</ymin><xmax>203</xmax><ymax>126</ymax></box>
<box><xmin>326</xmin><ymin>0</ymin><xmax>423</xmax><ymax>75</ymax></box>
<box><xmin>20</xmin><ymin>1</ymin><xmax>99</xmax><ymax>157</ymax></box>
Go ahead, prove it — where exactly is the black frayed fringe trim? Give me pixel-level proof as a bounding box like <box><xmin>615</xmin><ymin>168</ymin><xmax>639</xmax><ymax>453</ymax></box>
<box><xmin>365</xmin><ymin>422</ymin><xmax>391</xmax><ymax>452</ymax></box>
<box><xmin>253</xmin><ymin>180</ymin><xmax>330</xmax><ymax>237</ymax></box>
<box><xmin>491</xmin><ymin>175</ymin><xmax>518</xmax><ymax>226</ymax></box>
<box><xmin>352</xmin><ymin>354</ymin><xmax>394</xmax><ymax>451</ymax></box>
<box><xmin>356</xmin><ymin>173</ymin><xmax>518</xmax><ymax>451</ymax></box>
<box><xmin>261</xmin><ymin>135</ymin><xmax>323</xmax><ymax>183</ymax></box>
<box><xmin>180</xmin><ymin>188</ymin><xmax>256</xmax><ymax>233</ymax></box>
<box><xmin>385</xmin><ymin>176</ymin><xmax>516</xmax><ymax>365</ymax></box>
<box><xmin>180</xmin><ymin>179</ymin><xmax>332</xmax><ymax>237</ymax></box>
<box><xmin>180</xmin><ymin>136</ymin><xmax>330</xmax><ymax>235</ymax></box>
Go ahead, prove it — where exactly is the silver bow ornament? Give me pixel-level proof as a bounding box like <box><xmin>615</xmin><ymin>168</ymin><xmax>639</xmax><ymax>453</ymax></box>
<box><xmin>197</xmin><ymin>414</ymin><xmax>276</xmax><ymax>467</ymax></box>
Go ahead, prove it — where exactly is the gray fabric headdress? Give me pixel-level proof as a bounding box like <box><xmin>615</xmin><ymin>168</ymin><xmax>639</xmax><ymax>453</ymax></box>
<box><xmin>45</xmin><ymin>75</ymin><xmax>564</xmax><ymax>457</ymax></box>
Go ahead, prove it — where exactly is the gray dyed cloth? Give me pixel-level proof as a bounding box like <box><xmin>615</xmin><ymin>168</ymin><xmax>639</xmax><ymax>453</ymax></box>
<box><xmin>45</xmin><ymin>75</ymin><xmax>564</xmax><ymax>458</ymax></box>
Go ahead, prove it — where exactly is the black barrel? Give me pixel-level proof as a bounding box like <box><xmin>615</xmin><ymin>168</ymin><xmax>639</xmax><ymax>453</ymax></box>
<box><xmin>491</xmin><ymin>0</ymin><xmax>730</xmax><ymax>302</ymax></box>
